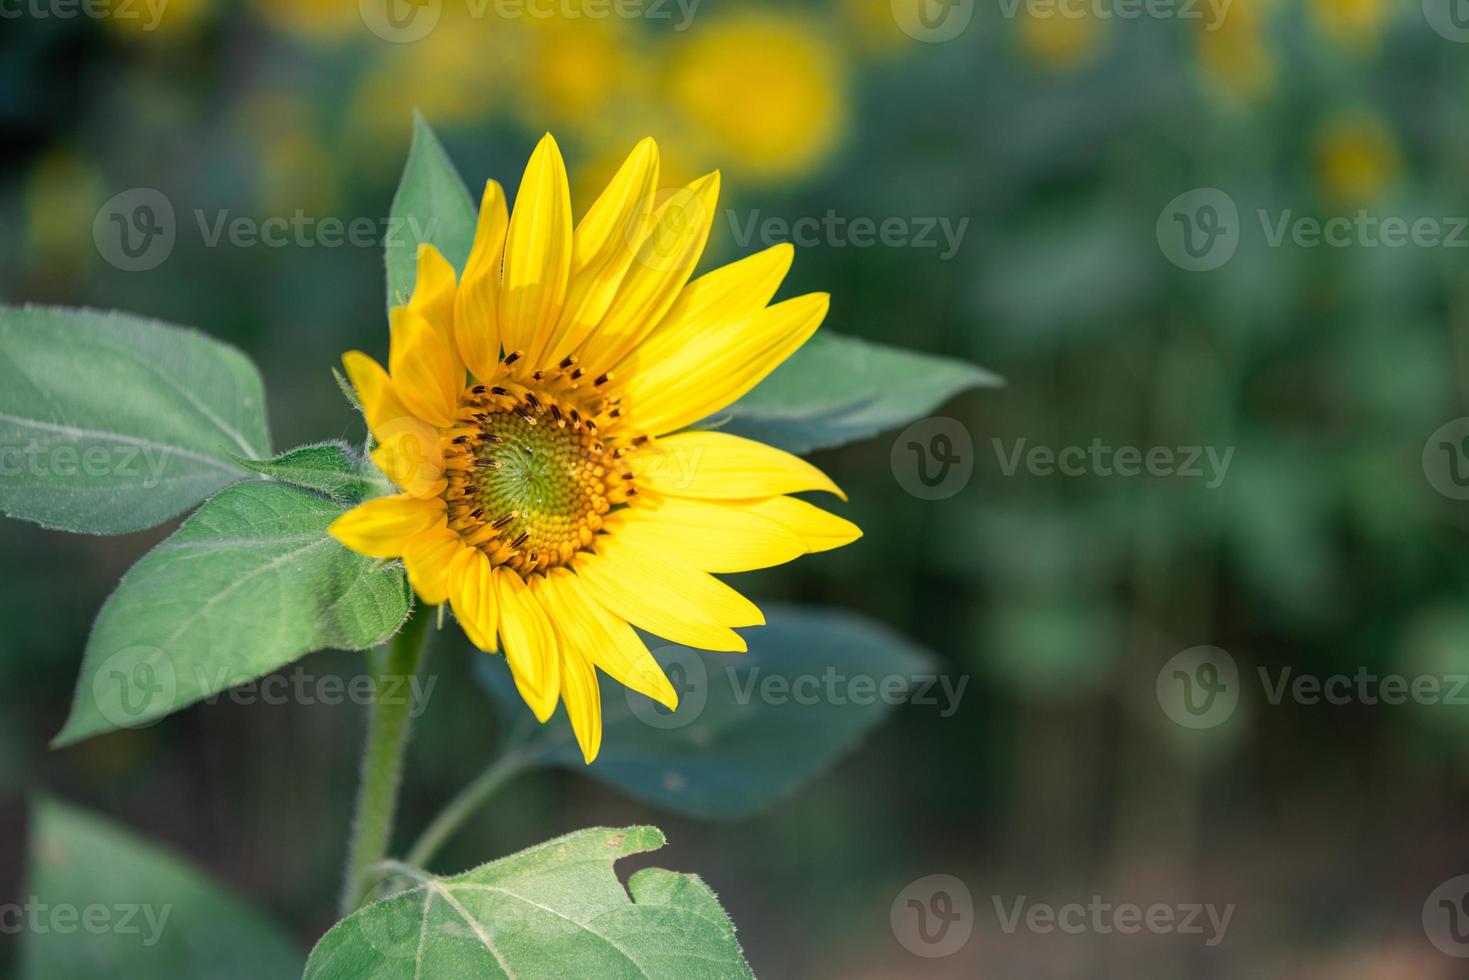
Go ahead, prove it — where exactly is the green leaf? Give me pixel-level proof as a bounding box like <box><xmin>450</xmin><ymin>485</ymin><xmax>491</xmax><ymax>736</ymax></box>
<box><xmin>233</xmin><ymin>441</ymin><xmax>386</xmax><ymax>504</ymax></box>
<box><xmin>478</xmin><ymin>604</ymin><xmax>940</xmax><ymax>819</ymax></box>
<box><xmin>708</xmin><ymin>331</ymin><xmax>1002</xmax><ymax>455</ymax></box>
<box><xmin>386</xmin><ymin>113</ymin><xmax>477</xmax><ymax>310</ymax></box>
<box><xmin>53</xmin><ymin>481</ymin><xmax>411</xmax><ymax>747</ymax></box>
<box><xmin>303</xmin><ymin>826</ymin><xmax>752</xmax><ymax>980</ymax></box>
<box><xmin>0</xmin><ymin>305</ymin><xmax>271</xmax><ymax>534</ymax></box>
<box><xmin>20</xmin><ymin>799</ymin><xmax>301</xmax><ymax>980</ymax></box>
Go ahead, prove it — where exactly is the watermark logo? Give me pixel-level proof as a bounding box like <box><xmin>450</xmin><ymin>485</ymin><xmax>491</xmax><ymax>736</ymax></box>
<box><xmin>0</xmin><ymin>0</ymin><xmax>168</xmax><ymax>30</ymax></box>
<box><xmin>0</xmin><ymin>899</ymin><xmax>172</xmax><ymax>947</ymax></box>
<box><xmin>892</xmin><ymin>874</ymin><xmax>973</xmax><ymax>957</ymax></box>
<box><xmin>92</xmin><ymin>645</ymin><xmax>176</xmax><ymax>730</ymax></box>
<box><xmin>1423</xmin><ymin>0</ymin><xmax>1469</xmax><ymax>42</ymax></box>
<box><xmin>992</xmin><ymin>438</ymin><xmax>1234</xmax><ymax>488</ymax></box>
<box><xmin>891</xmin><ymin>0</ymin><xmax>974</xmax><ymax>41</ymax></box>
<box><xmin>1424</xmin><ymin>875</ymin><xmax>1469</xmax><ymax>957</ymax></box>
<box><xmin>1156</xmin><ymin>646</ymin><xmax>1239</xmax><ymax>730</ymax></box>
<box><xmin>1424</xmin><ymin>418</ymin><xmax>1469</xmax><ymax>500</ymax></box>
<box><xmin>1157</xmin><ymin>188</ymin><xmax>1239</xmax><ymax>272</ymax></box>
<box><xmin>94</xmin><ymin>188</ymin><xmax>175</xmax><ymax>272</ymax></box>
<box><xmin>359</xmin><ymin>0</ymin><xmax>441</xmax><ymax>42</ymax></box>
<box><xmin>993</xmin><ymin>896</ymin><xmax>1233</xmax><ymax>945</ymax></box>
<box><xmin>626</xmin><ymin>647</ymin><xmax>708</xmax><ymax>730</ymax></box>
<box><xmin>726</xmin><ymin>210</ymin><xmax>968</xmax><ymax>260</ymax></box>
<box><xmin>892</xmin><ymin>417</ymin><xmax>973</xmax><ymax>500</ymax></box>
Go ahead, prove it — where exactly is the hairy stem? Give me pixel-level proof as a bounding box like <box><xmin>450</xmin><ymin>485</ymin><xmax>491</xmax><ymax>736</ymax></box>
<box><xmin>404</xmin><ymin>749</ymin><xmax>529</xmax><ymax>870</ymax></box>
<box><xmin>339</xmin><ymin>611</ymin><xmax>432</xmax><ymax>915</ymax></box>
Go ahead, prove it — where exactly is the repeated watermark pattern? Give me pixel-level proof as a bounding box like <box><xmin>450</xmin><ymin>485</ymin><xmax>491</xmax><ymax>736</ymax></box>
<box><xmin>892</xmin><ymin>417</ymin><xmax>974</xmax><ymax>500</ymax></box>
<box><xmin>726</xmin><ymin>210</ymin><xmax>969</xmax><ymax>260</ymax></box>
<box><xmin>93</xmin><ymin>187</ymin><xmax>438</xmax><ymax>272</ymax></box>
<box><xmin>1424</xmin><ymin>417</ymin><xmax>1469</xmax><ymax>500</ymax></box>
<box><xmin>891</xmin><ymin>875</ymin><xmax>974</xmax><ymax>957</ymax></box>
<box><xmin>0</xmin><ymin>442</ymin><xmax>171</xmax><ymax>488</ymax></box>
<box><xmin>992</xmin><ymin>895</ymin><xmax>1233</xmax><ymax>946</ymax></box>
<box><xmin>1158</xmin><ymin>187</ymin><xmax>1469</xmax><ymax>272</ymax></box>
<box><xmin>1157</xmin><ymin>646</ymin><xmax>1469</xmax><ymax>729</ymax></box>
<box><xmin>1425</xmin><ymin>875</ymin><xmax>1469</xmax><ymax>958</ymax></box>
<box><xmin>0</xmin><ymin>0</ymin><xmax>168</xmax><ymax>29</ymax></box>
<box><xmin>996</xmin><ymin>0</ymin><xmax>1231</xmax><ymax>29</ymax></box>
<box><xmin>358</xmin><ymin>0</ymin><xmax>699</xmax><ymax>43</ymax></box>
<box><xmin>993</xmin><ymin>438</ymin><xmax>1234</xmax><ymax>488</ymax></box>
<box><xmin>0</xmin><ymin>900</ymin><xmax>172</xmax><ymax>947</ymax></box>
<box><xmin>625</xmin><ymin>647</ymin><xmax>968</xmax><ymax>728</ymax></box>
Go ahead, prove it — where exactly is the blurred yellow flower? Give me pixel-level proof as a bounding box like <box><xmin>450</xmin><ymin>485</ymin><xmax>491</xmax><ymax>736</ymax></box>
<box><xmin>1197</xmin><ymin>0</ymin><xmax>1277</xmax><ymax>103</ymax></box>
<box><xmin>1018</xmin><ymin>8</ymin><xmax>1107</xmax><ymax>70</ymax></box>
<box><xmin>1314</xmin><ymin>112</ymin><xmax>1400</xmax><ymax>207</ymax></box>
<box><xmin>665</xmin><ymin>12</ymin><xmax>848</xmax><ymax>183</ymax></box>
<box><xmin>25</xmin><ymin>149</ymin><xmax>105</xmax><ymax>276</ymax></box>
<box><xmin>517</xmin><ymin>16</ymin><xmax>641</xmax><ymax>130</ymax></box>
<box><xmin>347</xmin><ymin>19</ymin><xmax>509</xmax><ymax>163</ymax></box>
<box><xmin>252</xmin><ymin>0</ymin><xmax>363</xmax><ymax>41</ymax></box>
<box><xmin>100</xmin><ymin>0</ymin><xmax>211</xmax><ymax>38</ymax></box>
<box><xmin>239</xmin><ymin>92</ymin><xmax>340</xmax><ymax>215</ymax></box>
<box><xmin>1309</xmin><ymin>0</ymin><xmax>1390</xmax><ymax>51</ymax></box>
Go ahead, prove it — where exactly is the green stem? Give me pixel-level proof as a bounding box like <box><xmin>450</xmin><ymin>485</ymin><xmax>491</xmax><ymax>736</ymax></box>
<box><xmin>404</xmin><ymin>749</ymin><xmax>530</xmax><ymax>870</ymax></box>
<box><xmin>339</xmin><ymin>611</ymin><xmax>432</xmax><ymax>915</ymax></box>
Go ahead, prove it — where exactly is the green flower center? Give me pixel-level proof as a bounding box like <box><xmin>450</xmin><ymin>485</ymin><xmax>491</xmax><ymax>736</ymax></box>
<box><xmin>441</xmin><ymin>375</ymin><xmax>638</xmax><ymax>574</ymax></box>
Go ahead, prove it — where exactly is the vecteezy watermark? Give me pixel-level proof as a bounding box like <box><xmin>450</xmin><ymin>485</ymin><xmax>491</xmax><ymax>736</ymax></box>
<box><xmin>1423</xmin><ymin>0</ymin><xmax>1469</xmax><ymax>43</ymax></box>
<box><xmin>726</xmin><ymin>210</ymin><xmax>969</xmax><ymax>260</ymax></box>
<box><xmin>197</xmin><ymin>665</ymin><xmax>438</xmax><ymax>719</ymax></box>
<box><xmin>992</xmin><ymin>438</ymin><xmax>1235</xmax><ymax>489</ymax></box>
<box><xmin>1424</xmin><ymin>875</ymin><xmax>1469</xmax><ymax>958</ymax></box>
<box><xmin>94</xmin><ymin>189</ymin><xmax>440</xmax><ymax>272</ymax></box>
<box><xmin>0</xmin><ymin>442</ymin><xmax>171</xmax><ymax>488</ymax></box>
<box><xmin>1158</xmin><ymin>187</ymin><xmax>1469</xmax><ymax>272</ymax></box>
<box><xmin>360</xmin><ymin>0</ymin><xmax>698</xmax><ymax>42</ymax></box>
<box><xmin>891</xmin><ymin>875</ymin><xmax>974</xmax><ymax>957</ymax></box>
<box><xmin>992</xmin><ymin>896</ymin><xmax>1234</xmax><ymax>946</ymax></box>
<box><xmin>891</xmin><ymin>0</ymin><xmax>975</xmax><ymax>42</ymax></box>
<box><xmin>92</xmin><ymin>646</ymin><xmax>177</xmax><ymax>731</ymax></box>
<box><xmin>0</xmin><ymin>0</ymin><xmax>168</xmax><ymax>30</ymax></box>
<box><xmin>1423</xmin><ymin>417</ymin><xmax>1469</xmax><ymax>500</ymax></box>
<box><xmin>995</xmin><ymin>0</ymin><xmax>1232</xmax><ymax>30</ymax></box>
<box><xmin>627</xmin><ymin>648</ymin><xmax>969</xmax><ymax>728</ymax></box>
<box><xmin>1158</xmin><ymin>646</ymin><xmax>1469</xmax><ymax>730</ymax></box>
<box><xmin>1156</xmin><ymin>646</ymin><xmax>1240</xmax><ymax>730</ymax></box>
<box><xmin>893</xmin><ymin>417</ymin><xmax>974</xmax><ymax>500</ymax></box>
<box><xmin>0</xmin><ymin>899</ymin><xmax>172</xmax><ymax>947</ymax></box>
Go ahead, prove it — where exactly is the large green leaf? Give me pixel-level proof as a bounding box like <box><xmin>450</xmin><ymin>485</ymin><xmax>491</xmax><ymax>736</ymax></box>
<box><xmin>478</xmin><ymin>604</ymin><xmax>941</xmax><ymax>819</ymax></box>
<box><xmin>708</xmin><ymin>332</ymin><xmax>1001</xmax><ymax>455</ymax></box>
<box><xmin>234</xmin><ymin>441</ymin><xmax>386</xmax><ymax>505</ymax></box>
<box><xmin>0</xmin><ymin>306</ymin><xmax>270</xmax><ymax>534</ymax></box>
<box><xmin>304</xmin><ymin>826</ymin><xmax>752</xmax><ymax>980</ymax></box>
<box><xmin>386</xmin><ymin>113</ymin><xmax>477</xmax><ymax>309</ymax></box>
<box><xmin>53</xmin><ymin>481</ymin><xmax>411</xmax><ymax>746</ymax></box>
<box><xmin>19</xmin><ymin>799</ymin><xmax>301</xmax><ymax>980</ymax></box>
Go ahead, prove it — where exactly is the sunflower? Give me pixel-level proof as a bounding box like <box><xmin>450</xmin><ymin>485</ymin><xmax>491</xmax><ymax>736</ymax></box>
<box><xmin>329</xmin><ymin>135</ymin><xmax>860</xmax><ymax>763</ymax></box>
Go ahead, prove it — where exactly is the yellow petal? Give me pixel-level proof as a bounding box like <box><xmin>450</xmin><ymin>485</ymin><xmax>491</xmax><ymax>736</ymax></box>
<box><xmin>635</xmin><ymin>430</ymin><xmax>844</xmax><ymax>500</ymax></box>
<box><xmin>342</xmin><ymin>351</ymin><xmax>411</xmax><ymax>439</ymax></box>
<box><xmin>606</xmin><ymin>497</ymin><xmax>807</xmax><ymax>573</ymax></box>
<box><xmin>539</xmin><ymin>568</ymin><xmax>677</xmax><ymax>709</ymax></box>
<box><xmin>577</xmin><ymin>171</ymin><xmax>720</xmax><ymax>371</ymax></box>
<box><xmin>403</xmin><ymin>526</ymin><xmax>462</xmax><ymax>606</ymax></box>
<box><xmin>495</xmin><ymin>567</ymin><xmax>560</xmax><ymax>721</ymax></box>
<box><xmin>406</xmin><ymin>244</ymin><xmax>460</xmax><ymax>380</ymax></box>
<box><xmin>448</xmin><ymin>546</ymin><xmax>498</xmax><ymax>650</ymax></box>
<box><xmin>558</xmin><ymin>645</ymin><xmax>602</xmax><ymax>764</ymax></box>
<box><xmin>575</xmin><ymin>540</ymin><xmax>757</xmax><ymax>650</ymax></box>
<box><xmin>455</xmin><ymin>180</ymin><xmax>509</xmax><ymax>381</ymax></box>
<box><xmin>499</xmin><ymin>133</ymin><xmax>572</xmax><ymax>368</ymax></box>
<box><xmin>742</xmin><ymin>495</ymin><xmax>862</xmax><ymax>553</ymax></box>
<box><xmin>543</xmin><ymin>138</ymin><xmax>659</xmax><ymax>365</ymax></box>
<box><xmin>328</xmin><ymin>494</ymin><xmax>445</xmax><ymax>559</ymax></box>
<box><xmin>369</xmin><ymin>416</ymin><xmax>446</xmax><ymax>499</ymax></box>
<box><xmin>388</xmin><ymin>305</ymin><xmax>460</xmax><ymax>428</ymax></box>
<box><xmin>622</xmin><ymin>292</ymin><xmax>829</xmax><ymax>437</ymax></box>
<box><xmin>621</xmin><ymin>243</ymin><xmax>793</xmax><ymax>375</ymax></box>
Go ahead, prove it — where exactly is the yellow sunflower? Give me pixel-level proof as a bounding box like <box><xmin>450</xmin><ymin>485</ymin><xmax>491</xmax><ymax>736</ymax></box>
<box><xmin>329</xmin><ymin>135</ymin><xmax>860</xmax><ymax>764</ymax></box>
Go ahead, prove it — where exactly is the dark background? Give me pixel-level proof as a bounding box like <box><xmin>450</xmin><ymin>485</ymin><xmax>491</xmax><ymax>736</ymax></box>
<box><xmin>5</xmin><ymin>0</ymin><xmax>1469</xmax><ymax>976</ymax></box>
